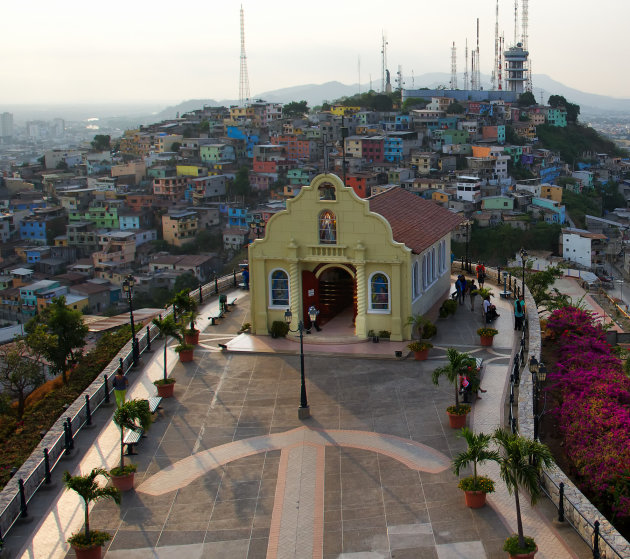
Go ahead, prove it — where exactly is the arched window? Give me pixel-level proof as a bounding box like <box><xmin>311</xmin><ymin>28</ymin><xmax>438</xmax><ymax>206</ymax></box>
<box><xmin>437</xmin><ymin>244</ymin><xmax>443</xmax><ymax>274</ymax></box>
<box><xmin>412</xmin><ymin>261</ymin><xmax>420</xmax><ymax>299</ymax></box>
<box><xmin>319</xmin><ymin>210</ymin><xmax>337</xmax><ymax>244</ymax></box>
<box><xmin>422</xmin><ymin>255</ymin><xmax>428</xmax><ymax>288</ymax></box>
<box><xmin>369</xmin><ymin>272</ymin><xmax>390</xmax><ymax>312</ymax></box>
<box><xmin>431</xmin><ymin>248</ymin><xmax>436</xmax><ymax>280</ymax></box>
<box><xmin>318</xmin><ymin>183</ymin><xmax>336</xmax><ymax>200</ymax></box>
<box><xmin>269</xmin><ymin>269</ymin><xmax>289</xmax><ymax>307</ymax></box>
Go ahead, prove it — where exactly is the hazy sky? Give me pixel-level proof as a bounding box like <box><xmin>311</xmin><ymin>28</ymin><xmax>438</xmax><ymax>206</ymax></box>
<box><xmin>2</xmin><ymin>0</ymin><xmax>629</xmax><ymax>105</ymax></box>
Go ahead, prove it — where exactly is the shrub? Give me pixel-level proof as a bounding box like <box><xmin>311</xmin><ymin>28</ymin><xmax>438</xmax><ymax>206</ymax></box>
<box><xmin>407</xmin><ymin>341</ymin><xmax>433</xmax><ymax>352</ymax></box>
<box><xmin>439</xmin><ymin>299</ymin><xmax>458</xmax><ymax>318</ymax></box>
<box><xmin>458</xmin><ymin>475</ymin><xmax>495</xmax><ymax>493</ymax></box>
<box><xmin>270</xmin><ymin>321</ymin><xmax>289</xmax><ymax>338</ymax></box>
<box><xmin>422</xmin><ymin>321</ymin><xmax>438</xmax><ymax>339</ymax></box>
<box><xmin>378</xmin><ymin>330</ymin><xmax>391</xmax><ymax>339</ymax></box>
<box><xmin>477</xmin><ymin>327</ymin><xmax>498</xmax><ymax>337</ymax></box>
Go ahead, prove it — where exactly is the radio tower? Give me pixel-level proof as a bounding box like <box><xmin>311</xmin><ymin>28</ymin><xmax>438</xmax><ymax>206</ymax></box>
<box><xmin>476</xmin><ymin>19</ymin><xmax>481</xmax><ymax>91</ymax></box>
<box><xmin>450</xmin><ymin>42</ymin><xmax>458</xmax><ymax>89</ymax></box>
<box><xmin>522</xmin><ymin>0</ymin><xmax>532</xmax><ymax>91</ymax></box>
<box><xmin>498</xmin><ymin>34</ymin><xmax>504</xmax><ymax>90</ymax></box>
<box><xmin>464</xmin><ymin>39</ymin><xmax>469</xmax><ymax>91</ymax></box>
<box><xmin>239</xmin><ymin>5</ymin><xmax>251</xmax><ymax>107</ymax></box>
<box><xmin>513</xmin><ymin>0</ymin><xmax>519</xmax><ymax>46</ymax></box>
<box><xmin>381</xmin><ymin>32</ymin><xmax>388</xmax><ymax>93</ymax></box>
<box><xmin>492</xmin><ymin>0</ymin><xmax>499</xmax><ymax>90</ymax></box>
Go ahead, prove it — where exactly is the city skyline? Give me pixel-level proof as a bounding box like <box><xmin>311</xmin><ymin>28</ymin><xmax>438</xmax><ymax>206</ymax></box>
<box><xmin>2</xmin><ymin>0</ymin><xmax>630</xmax><ymax>106</ymax></box>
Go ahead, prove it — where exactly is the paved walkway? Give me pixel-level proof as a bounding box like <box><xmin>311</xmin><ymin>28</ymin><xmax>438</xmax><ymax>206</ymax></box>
<box><xmin>5</xmin><ymin>277</ymin><xmax>593</xmax><ymax>559</ymax></box>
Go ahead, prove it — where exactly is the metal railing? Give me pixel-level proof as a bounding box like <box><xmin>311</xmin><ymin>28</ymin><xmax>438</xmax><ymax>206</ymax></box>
<box><xmin>0</xmin><ymin>270</ymin><xmax>242</xmax><ymax>545</ymax></box>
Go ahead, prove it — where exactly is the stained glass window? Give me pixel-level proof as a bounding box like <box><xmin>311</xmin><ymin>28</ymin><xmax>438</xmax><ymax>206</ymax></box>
<box><xmin>269</xmin><ymin>269</ymin><xmax>289</xmax><ymax>307</ymax></box>
<box><xmin>370</xmin><ymin>272</ymin><xmax>390</xmax><ymax>311</ymax></box>
<box><xmin>319</xmin><ymin>210</ymin><xmax>337</xmax><ymax>244</ymax></box>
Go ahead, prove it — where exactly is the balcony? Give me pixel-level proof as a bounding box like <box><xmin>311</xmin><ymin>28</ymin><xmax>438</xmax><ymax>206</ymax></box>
<box><xmin>307</xmin><ymin>245</ymin><xmax>346</xmax><ymax>259</ymax></box>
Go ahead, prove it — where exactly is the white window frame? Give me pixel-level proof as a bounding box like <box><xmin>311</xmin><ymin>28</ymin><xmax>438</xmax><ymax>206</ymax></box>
<box><xmin>412</xmin><ymin>260</ymin><xmax>421</xmax><ymax>300</ymax></box>
<box><xmin>368</xmin><ymin>271</ymin><xmax>391</xmax><ymax>313</ymax></box>
<box><xmin>268</xmin><ymin>268</ymin><xmax>290</xmax><ymax>308</ymax></box>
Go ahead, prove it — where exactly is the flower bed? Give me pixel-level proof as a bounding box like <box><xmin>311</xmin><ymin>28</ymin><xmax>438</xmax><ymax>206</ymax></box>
<box><xmin>0</xmin><ymin>327</ymin><xmax>132</xmax><ymax>490</ymax></box>
<box><xmin>545</xmin><ymin>307</ymin><xmax>630</xmax><ymax>534</ymax></box>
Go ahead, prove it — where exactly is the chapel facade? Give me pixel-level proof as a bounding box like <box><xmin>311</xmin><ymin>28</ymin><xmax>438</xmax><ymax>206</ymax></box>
<box><xmin>248</xmin><ymin>173</ymin><xmax>463</xmax><ymax>341</ymax></box>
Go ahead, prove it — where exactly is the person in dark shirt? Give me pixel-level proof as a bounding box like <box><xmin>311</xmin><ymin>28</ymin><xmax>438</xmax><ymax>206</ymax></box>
<box><xmin>113</xmin><ymin>369</ymin><xmax>129</xmax><ymax>408</ymax></box>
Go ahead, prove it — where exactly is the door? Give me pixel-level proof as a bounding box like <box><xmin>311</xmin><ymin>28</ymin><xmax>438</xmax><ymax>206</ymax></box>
<box><xmin>301</xmin><ymin>270</ymin><xmax>319</xmax><ymax>329</ymax></box>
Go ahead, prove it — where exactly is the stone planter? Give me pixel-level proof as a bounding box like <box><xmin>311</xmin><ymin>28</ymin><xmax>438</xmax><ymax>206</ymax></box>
<box><xmin>155</xmin><ymin>381</ymin><xmax>176</xmax><ymax>398</ymax></box>
<box><xmin>413</xmin><ymin>349</ymin><xmax>429</xmax><ymax>361</ymax></box>
<box><xmin>447</xmin><ymin>411</ymin><xmax>468</xmax><ymax>429</ymax></box>
<box><xmin>71</xmin><ymin>544</ymin><xmax>104</xmax><ymax>559</ymax></box>
<box><xmin>464</xmin><ymin>490</ymin><xmax>487</xmax><ymax>509</ymax></box>
<box><xmin>110</xmin><ymin>471</ymin><xmax>135</xmax><ymax>492</ymax></box>
<box><xmin>480</xmin><ymin>335</ymin><xmax>494</xmax><ymax>347</ymax></box>
<box><xmin>184</xmin><ymin>331</ymin><xmax>199</xmax><ymax>345</ymax></box>
<box><xmin>178</xmin><ymin>349</ymin><xmax>194</xmax><ymax>362</ymax></box>
<box><xmin>508</xmin><ymin>547</ymin><xmax>538</xmax><ymax>559</ymax></box>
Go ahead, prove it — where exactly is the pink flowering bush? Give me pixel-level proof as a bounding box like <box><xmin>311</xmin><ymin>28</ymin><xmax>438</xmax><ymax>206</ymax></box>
<box><xmin>545</xmin><ymin>306</ymin><xmax>630</xmax><ymax>530</ymax></box>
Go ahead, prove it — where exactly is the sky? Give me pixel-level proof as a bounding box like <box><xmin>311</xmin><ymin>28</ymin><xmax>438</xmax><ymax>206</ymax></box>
<box><xmin>2</xmin><ymin>0</ymin><xmax>630</xmax><ymax>106</ymax></box>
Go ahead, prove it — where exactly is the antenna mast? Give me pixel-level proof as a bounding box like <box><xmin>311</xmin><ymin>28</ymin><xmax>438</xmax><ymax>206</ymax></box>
<box><xmin>476</xmin><ymin>18</ymin><xmax>481</xmax><ymax>91</ymax></box>
<box><xmin>381</xmin><ymin>32</ymin><xmax>388</xmax><ymax>92</ymax></box>
<box><xmin>492</xmin><ymin>0</ymin><xmax>499</xmax><ymax>90</ymax></box>
<box><xmin>464</xmin><ymin>39</ymin><xmax>469</xmax><ymax>91</ymax></box>
<box><xmin>239</xmin><ymin>5</ymin><xmax>251</xmax><ymax>107</ymax></box>
<box><xmin>522</xmin><ymin>0</ymin><xmax>532</xmax><ymax>91</ymax></box>
<box><xmin>498</xmin><ymin>34</ymin><xmax>504</xmax><ymax>90</ymax></box>
<box><xmin>514</xmin><ymin>0</ymin><xmax>519</xmax><ymax>46</ymax></box>
<box><xmin>396</xmin><ymin>65</ymin><xmax>404</xmax><ymax>92</ymax></box>
<box><xmin>450</xmin><ymin>42</ymin><xmax>457</xmax><ymax>89</ymax></box>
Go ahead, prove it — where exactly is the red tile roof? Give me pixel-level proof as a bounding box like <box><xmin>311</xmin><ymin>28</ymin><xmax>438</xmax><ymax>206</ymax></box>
<box><xmin>368</xmin><ymin>187</ymin><xmax>464</xmax><ymax>254</ymax></box>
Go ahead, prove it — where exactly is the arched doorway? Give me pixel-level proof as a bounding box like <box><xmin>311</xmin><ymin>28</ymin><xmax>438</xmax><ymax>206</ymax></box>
<box><xmin>314</xmin><ymin>265</ymin><xmax>356</xmax><ymax>326</ymax></box>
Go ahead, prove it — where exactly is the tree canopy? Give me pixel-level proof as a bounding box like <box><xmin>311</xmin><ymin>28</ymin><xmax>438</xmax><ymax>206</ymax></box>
<box><xmin>91</xmin><ymin>134</ymin><xmax>111</xmax><ymax>151</ymax></box>
<box><xmin>517</xmin><ymin>91</ymin><xmax>536</xmax><ymax>107</ymax></box>
<box><xmin>282</xmin><ymin>101</ymin><xmax>309</xmax><ymax>119</ymax></box>
<box><xmin>548</xmin><ymin>95</ymin><xmax>580</xmax><ymax>123</ymax></box>
<box><xmin>446</xmin><ymin>102</ymin><xmax>465</xmax><ymax>114</ymax></box>
<box><xmin>229</xmin><ymin>166</ymin><xmax>251</xmax><ymax>197</ymax></box>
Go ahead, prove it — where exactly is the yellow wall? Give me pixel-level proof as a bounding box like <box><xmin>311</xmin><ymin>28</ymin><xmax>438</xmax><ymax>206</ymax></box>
<box><xmin>176</xmin><ymin>165</ymin><xmax>205</xmax><ymax>177</ymax></box>
<box><xmin>541</xmin><ymin>185</ymin><xmax>563</xmax><ymax>203</ymax></box>
<box><xmin>330</xmin><ymin>106</ymin><xmax>361</xmax><ymax>116</ymax></box>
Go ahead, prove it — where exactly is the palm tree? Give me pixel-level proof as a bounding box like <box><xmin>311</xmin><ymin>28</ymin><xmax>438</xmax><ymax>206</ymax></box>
<box><xmin>171</xmin><ymin>290</ymin><xmax>198</xmax><ymax>331</ymax></box>
<box><xmin>493</xmin><ymin>428</ymin><xmax>554</xmax><ymax>551</ymax></box>
<box><xmin>113</xmin><ymin>400</ymin><xmax>152</xmax><ymax>472</ymax></box>
<box><xmin>452</xmin><ymin>427</ymin><xmax>499</xmax><ymax>489</ymax></box>
<box><xmin>432</xmin><ymin>347</ymin><xmax>472</xmax><ymax>409</ymax></box>
<box><xmin>151</xmin><ymin>315</ymin><xmax>182</xmax><ymax>383</ymax></box>
<box><xmin>63</xmin><ymin>468</ymin><xmax>121</xmax><ymax>539</ymax></box>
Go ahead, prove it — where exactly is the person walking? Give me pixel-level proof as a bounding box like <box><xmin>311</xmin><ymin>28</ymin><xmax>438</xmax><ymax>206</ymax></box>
<box><xmin>514</xmin><ymin>295</ymin><xmax>525</xmax><ymax>330</ymax></box>
<box><xmin>468</xmin><ymin>278</ymin><xmax>478</xmax><ymax>312</ymax></box>
<box><xmin>113</xmin><ymin>368</ymin><xmax>129</xmax><ymax>408</ymax></box>
<box><xmin>476</xmin><ymin>262</ymin><xmax>486</xmax><ymax>288</ymax></box>
<box><xmin>456</xmin><ymin>275</ymin><xmax>467</xmax><ymax>306</ymax></box>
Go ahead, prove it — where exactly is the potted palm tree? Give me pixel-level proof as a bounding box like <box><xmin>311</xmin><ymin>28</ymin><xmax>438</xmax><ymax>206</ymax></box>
<box><xmin>110</xmin><ymin>399</ymin><xmax>152</xmax><ymax>491</ymax></box>
<box><xmin>151</xmin><ymin>314</ymin><xmax>182</xmax><ymax>398</ymax></box>
<box><xmin>407</xmin><ymin>341</ymin><xmax>433</xmax><ymax>361</ymax></box>
<box><xmin>63</xmin><ymin>468</ymin><xmax>121</xmax><ymax>559</ymax></box>
<box><xmin>432</xmin><ymin>347</ymin><xmax>472</xmax><ymax>428</ymax></box>
<box><xmin>172</xmin><ymin>290</ymin><xmax>200</xmax><ymax>345</ymax></box>
<box><xmin>493</xmin><ymin>428</ymin><xmax>554</xmax><ymax>558</ymax></box>
<box><xmin>174</xmin><ymin>341</ymin><xmax>194</xmax><ymax>362</ymax></box>
<box><xmin>406</xmin><ymin>314</ymin><xmax>437</xmax><ymax>340</ymax></box>
<box><xmin>477</xmin><ymin>327</ymin><xmax>499</xmax><ymax>347</ymax></box>
<box><xmin>452</xmin><ymin>427</ymin><xmax>499</xmax><ymax>508</ymax></box>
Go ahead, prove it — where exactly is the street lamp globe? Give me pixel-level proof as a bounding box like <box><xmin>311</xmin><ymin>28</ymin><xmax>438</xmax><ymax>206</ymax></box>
<box><xmin>284</xmin><ymin>309</ymin><xmax>293</xmax><ymax>324</ymax></box>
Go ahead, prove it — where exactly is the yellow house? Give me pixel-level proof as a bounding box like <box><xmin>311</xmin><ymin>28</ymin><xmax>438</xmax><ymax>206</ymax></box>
<box><xmin>248</xmin><ymin>173</ymin><xmax>463</xmax><ymax>341</ymax></box>
<box><xmin>330</xmin><ymin>105</ymin><xmax>361</xmax><ymax>116</ymax></box>
<box><xmin>176</xmin><ymin>165</ymin><xmax>206</xmax><ymax>177</ymax></box>
<box><xmin>540</xmin><ymin>184</ymin><xmax>563</xmax><ymax>203</ymax></box>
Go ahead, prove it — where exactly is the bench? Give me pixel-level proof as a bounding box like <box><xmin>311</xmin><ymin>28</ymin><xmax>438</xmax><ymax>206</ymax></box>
<box><xmin>147</xmin><ymin>396</ymin><xmax>162</xmax><ymax>414</ymax></box>
<box><xmin>228</xmin><ymin>297</ymin><xmax>237</xmax><ymax>307</ymax></box>
<box><xmin>123</xmin><ymin>428</ymin><xmax>143</xmax><ymax>455</ymax></box>
<box><xmin>209</xmin><ymin>308</ymin><xmax>225</xmax><ymax>325</ymax></box>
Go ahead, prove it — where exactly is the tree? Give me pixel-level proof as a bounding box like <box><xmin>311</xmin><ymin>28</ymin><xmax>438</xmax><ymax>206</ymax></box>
<box><xmin>173</xmin><ymin>273</ymin><xmax>200</xmax><ymax>294</ymax></box>
<box><xmin>282</xmin><ymin>101</ymin><xmax>309</xmax><ymax>119</ymax></box>
<box><xmin>446</xmin><ymin>102</ymin><xmax>465</xmax><ymax>114</ymax></box>
<box><xmin>401</xmin><ymin>97</ymin><xmax>428</xmax><ymax>112</ymax></box>
<box><xmin>112</xmin><ymin>400</ymin><xmax>151</xmax><ymax>472</ymax></box>
<box><xmin>170</xmin><ymin>142</ymin><xmax>181</xmax><ymax>153</ymax></box>
<box><xmin>91</xmin><ymin>134</ymin><xmax>111</xmax><ymax>151</ymax></box>
<box><xmin>493</xmin><ymin>428</ymin><xmax>553</xmax><ymax>553</ymax></box>
<box><xmin>517</xmin><ymin>91</ymin><xmax>536</xmax><ymax>107</ymax></box>
<box><xmin>548</xmin><ymin>94</ymin><xmax>580</xmax><ymax>123</ymax></box>
<box><xmin>371</xmin><ymin>94</ymin><xmax>393</xmax><ymax>111</ymax></box>
<box><xmin>151</xmin><ymin>315</ymin><xmax>182</xmax><ymax>383</ymax></box>
<box><xmin>63</xmin><ymin>468</ymin><xmax>120</xmax><ymax>540</ymax></box>
<box><xmin>452</xmin><ymin>427</ymin><xmax>499</xmax><ymax>491</ymax></box>
<box><xmin>0</xmin><ymin>338</ymin><xmax>46</xmax><ymax>419</ymax></box>
<box><xmin>26</xmin><ymin>296</ymin><xmax>88</xmax><ymax>383</ymax></box>
<box><xmin>230</xmin><ymin>166</ymin><xmax>251</xmax><ymax>197</ymax></box>
<box><xmin>432</xmin><ymin>347</ymin><xmax>473</xmax><ymax>410</ymax></box>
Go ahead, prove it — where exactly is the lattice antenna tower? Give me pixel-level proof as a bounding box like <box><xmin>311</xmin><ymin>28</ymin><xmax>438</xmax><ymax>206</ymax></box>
<box><xmin>475</xmin><ymin>18</ymin><xmax>481</xmax><ymax>91</ymax></box>
<box><xmin>522</xmin><ymin>0</ymin><xmax>532</xmax><ymax>91</ymax></box>
<box><xmin>492</xmin><ymin>0</ymin><xmax>499</xmax><ymax>90</ymax></box>
<box><xmin>381</xmin><ymin>32</ymin><xmax>388</xmax><ymax>93</ymax></box>
<box><xmin>239</xmin><ymin>5</ymin><xmax>251</xmax><ymax>107</ymax></box>
<box><xmin>514</xmin><ymin>0</ymin><xmax>519</xmax><ymax>46</ymax></box>
<box><xmin>450</xmin><ymin>43</ymin><xmax>458</xmax><ymax>89</ymax></box>
<box><xmin>498</xmin><ymin>34</ymin><xmax>504</xmax><ymax>90</ymax></box>
<box><xmin>396</xmin><ymin>65</ymin><xmax>405</xmax><ymax>92</ymax></box>
<box><xmin>464</xmin><ymin>39</ymin><xmax>469</xmax><ymax>91</ymax></box>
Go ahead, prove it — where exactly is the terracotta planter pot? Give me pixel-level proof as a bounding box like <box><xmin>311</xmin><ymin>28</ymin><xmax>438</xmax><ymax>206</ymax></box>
<box><xmin>184</xmin><ymin>331</ymin><xmax>199</xmax><ymax>345</ymax></box>
<box><xmin>447</xmin><ymin>411</ymin><xmax>468</xmax><ymax>429</ymax></box>
<box><xmin>480</xmin><ymin>335</ymin><xmax>494</xmax><ymax>347</ymax></box>
<box><xmin>413</xmin><ymin>349</ymin><xmax>429</xmax><ymax>361</ymax></box>
<box><xmin>464</xmin><ymin>490</ymin><xmax>487</xmax><ymax>508</ymax></box>
<box><xmin>71</xmin><ymin>543</ymin><xmax>103</xmax><ymax>559</ymax></box>
<box><xmin>508</xmin><ymin>546</ymin><xmax>538</xmax><ymax>559</ymax></box>
<box><xmin>178</xmin><ymin>349</ymin><xmax>194</xmax><ymax>362</ymax></box>
<box><xmin>110</xmin><ymin>471</ymin><xmax>135</xmax><ymax>492</ymax></box>
<box><xmin>155</xmin><ymin>381</ymin><xmax>176</xmax><ymax>398</ymax></box>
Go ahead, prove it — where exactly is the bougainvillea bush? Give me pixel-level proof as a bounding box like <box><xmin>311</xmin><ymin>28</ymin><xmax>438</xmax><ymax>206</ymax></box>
<box><xmin>545</xmin><ymin>306</ymin><xmax>630</xmax><ymax>530</ymax></box>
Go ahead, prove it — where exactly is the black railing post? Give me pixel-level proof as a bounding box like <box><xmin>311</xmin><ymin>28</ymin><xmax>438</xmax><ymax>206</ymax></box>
<box><xmin>558</xmin><ymin>482</ymin><xmax>565</xmax><ymax>522</ymax></box>
<box><xmin>63</xmin><ymin>422</ymin><xmax>71</xmax><ymax>455</ymax></box>
<box><xmin>215</xmin><ymin>275</ymin><xmax>219</xmax><ymax>294</ymax></box>
<box><xmin>119</xmin><ymin>357</ymin><xmax>124</xmax><ymax>374</ymax></box>
<box><xmin>146</xmin><ymin>326</ymin><xmax>152</xmax><ymax>352</ymax></box>
<box><xmin>103</xmin><ymin>374</ymin><xmax>110</xmax><ymax>404</ymax></box>
<box><xmin>85</xmin><ymin>394</ymin><xmax>92</xmax><ymax>426</ymax></box>
<box><xmin>511</xmin><ymin>417</ymin><xmax>517</xmax><ymax>433</ymax></box>
<box><xmin>233</xmin><ymin>268</ymin><xmax>237</xmax><ymax>287</ymax></box>
<box><xmin>593</xmin><ymin>520</ymin><xmax>601</xmax><ymax>559</ymax></box>
<box><xmin>497</xmin><ymin>266</ymin><xmax>501</xmax><ymax>284</ymax></box>
<box><xmin>66</xmin><ymin>417</ymin><xmax>74</xmax><ymax>449</ymax></box>
<box><xmin>44</xmin><ymin>448</ymin><xmax>51</xmax><ymax>484</ymax></box>
<box><xmin>18</xmin><ymin>478</ymin><xmax>28</xmax><ymax>518</ymax></box>
<box><xmin>199</xmin><ymin>283</ymin><xmax>203</xmax><ymax>303</ymax></box>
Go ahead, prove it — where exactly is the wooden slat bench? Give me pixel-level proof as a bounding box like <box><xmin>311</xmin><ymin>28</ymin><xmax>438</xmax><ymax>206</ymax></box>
<box><xmin>123</xmin><ymin>428</ymin><xmax>143</xmax><ymax>455</ymax></box>
<box><xmin>147</xmin><ymin>396</ymin><xmax>162</xmax><ymax>414</ymax></box>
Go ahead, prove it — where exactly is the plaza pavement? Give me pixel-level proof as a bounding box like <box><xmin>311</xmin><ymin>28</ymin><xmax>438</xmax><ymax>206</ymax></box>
<box><xmin>6</xmin><ymin>276</ymin><xmax>593</xmax><ymax>559</ymax></box>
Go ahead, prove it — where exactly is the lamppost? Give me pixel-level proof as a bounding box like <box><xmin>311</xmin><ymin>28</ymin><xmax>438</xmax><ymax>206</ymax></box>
<box><xmin>529</xmin><ymin>356</ymin><xmax>547</xmax><ymax>441</ymax></box>
<box><xmin>520</xmin><ymin>247</ymin><xmax>528</xmax><ymax>296</ymax></box>
<box><xmin>464</xmin><ymin>220</ymin><xmax>471</xmax><ymax>272</ymax></box>
<box><xmin>249</xmin><ymin>218</ymin><xmax>263</xmax><ymax>239</ymax></box>
<box><xmin>122</xmin><ymin>274</ymin><xmax>140</xmax><ymax>367</ymax></box>
<box><xmin>284</xmin><ymin>305</ymin><xmax>319</xmax><ymax>420</ymax></box>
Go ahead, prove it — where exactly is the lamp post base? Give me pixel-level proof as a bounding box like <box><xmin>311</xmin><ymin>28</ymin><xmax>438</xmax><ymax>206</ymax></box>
<box><xmin>298</xmin><ymin>406</ymin><xmax>310</xmax><ymax>420</ymax></box>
